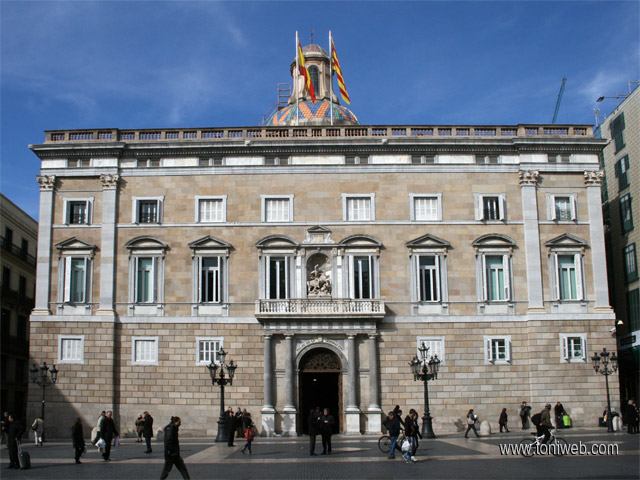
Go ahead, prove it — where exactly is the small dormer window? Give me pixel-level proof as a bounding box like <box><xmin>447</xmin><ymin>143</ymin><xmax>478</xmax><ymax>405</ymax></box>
<box><xmin>308</xmin><ymin>65</ymin><xmax>319</xmax><ymax>96</ymax></box>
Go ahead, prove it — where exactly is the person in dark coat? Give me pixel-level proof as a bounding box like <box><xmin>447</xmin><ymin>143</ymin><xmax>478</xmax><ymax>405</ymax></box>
<box><xmin>225</xmin><ymin>407</ymin><xmax>236</xmax><ymax>447</ymax></box>
<box><xmin>160</xmin><ymin>416</ymin><xmax>190</xmax><ymax>480</ymax></box>
<box><xmin>404</xmin><ymin>409</ymin><xmax>421</xmax><ymax>462</ymax></box>
<box><xmin>520</xmin><ymin>402</ymin><xmax>531</xmax><ymax>429</ymax></box>
<box><xmin>1</xmin><ymin>411</ymin><xmax>9</xmax><ymax>445</ymax></box>
<box><xmin>135</xmin><ymin>414</ymin><xmax>144</xmax><ymax>442</ymax></box>
<box><xmin>143</xmin><ymin>411</ymin><xmax>154</xmax><ymax>453</ymax></box>
<box><xmin>320</xmin><ymin>408</ymin><xmax>335</xmax><ymax>454</ymax></box>
<box><xmin>240</xmin><ymin>412</ymin><xmax>255</xmax><ymax>455</ymax></box>
<box><xmin>71</xmin><ymin>417</ymin><xmax>85</xmax><ymax>464</ymax></box>
<box><xmin>307</xmin><ymin>407</ymin><xmax>321</xmax><ymax>456</ymax></box>
<box><xmin>499</xmin><ymin>408</ymin><xmax>510</xmax><ymax>432</ymax></box>
<box><xmin>554</xmin><ymin>402</ymin><xmax>566</xmax><ymax>429</ymax></box>
<box><xmin>6</xmin><ymin>414</ymin><xmax>23</xmax><ymax>469</ymax></box>
<box><xmin>623</xmin><ymin>400</ymin><xmax>639</xmax><ymax>434</ymax></box>
<box><xmin>99</xmin><ymin>410</ymin><xmax>118</xmax><ymax>461</ymax></box>
<box><xmin>385</xmin><ymin>410</ymin><xmax>402</xmax><ymax>459</ymax></box>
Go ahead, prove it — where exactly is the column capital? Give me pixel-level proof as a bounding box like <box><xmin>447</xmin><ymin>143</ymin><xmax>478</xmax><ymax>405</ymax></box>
<box><xmin>584</xmin><ymin>170</ymin><xmax>604</xmax><ymax>186</ymax></box>
<box><xmin>100</xmin><ymin>173</ymin><xmax>120</xmax><ymax>189</ymax></box>
<box><xmin>518</xmin><ymin>170</ymin><xmax>539</xmax><ymax>186</ymax></box>
<box><xmin>36</xmin><ymin>175</ymin><xmax>56</xmax><ymax>191</ymax></box>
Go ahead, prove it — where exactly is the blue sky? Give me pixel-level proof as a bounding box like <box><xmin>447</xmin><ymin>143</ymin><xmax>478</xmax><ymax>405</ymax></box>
<box><xmin>1</xmin><ymin>0</ymin><xmax>638</xmax><ymax>220</ymax></box>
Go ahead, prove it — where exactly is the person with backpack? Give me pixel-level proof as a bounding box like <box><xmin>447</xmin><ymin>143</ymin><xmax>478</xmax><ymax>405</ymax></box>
<box><xmin>535</xmin><ymin>404</ymin><xmax>553</xmax><ymax>444</ymax></box>
<box><xmin>464</xmin><ymin>409</ymin><xmax>479</xmax><ymax>438</ymax></box>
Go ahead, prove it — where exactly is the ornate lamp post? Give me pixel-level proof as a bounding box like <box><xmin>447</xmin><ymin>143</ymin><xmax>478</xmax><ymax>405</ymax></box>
<box><xmin>206</xmin><ymin>348</ymin><xmax>237</xmax><ymax>442</ymax></box>
<box><xmin>591</xmin><ymin>348</ymin><xmax>618</xmax><ymax>433</ymax></box>
<box><xmin>409</xmin><ymin>342</ymin><xmax>441</xmax><ymax>438</ymax></box>
<box><xmin>29</xmin><ymin>362</ymin><xmax>59</xmax><ymax>441</ymax></box>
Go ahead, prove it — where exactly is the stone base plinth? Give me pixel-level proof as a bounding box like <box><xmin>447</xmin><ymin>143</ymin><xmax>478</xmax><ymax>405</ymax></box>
<box><xmin>261</xmin><ymin>408</ymin><xmax>276</xmax><ymax>437</ymax></box>
<box><xmin>345</xmin><ymin>409</ymin><xmax>361</xmax><ymax>435</ymax></box>
<box><xmin>366</xmin><ymin>408</ymin><xmax>382</xmax><ymax>434</ymax></box>
<box><xmin>282</xmin><ymin>409</ymin><xmax>297</xmax><ymax>436</ymax></box>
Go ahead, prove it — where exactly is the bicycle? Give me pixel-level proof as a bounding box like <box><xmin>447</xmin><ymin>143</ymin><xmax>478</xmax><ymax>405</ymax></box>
<box><xmin>378</xmin><ymin>431</ymin><xmax>406</xmax><ymax>454</ymax></box>
<box><xmin>519</xmin><ymin>428</ymin><xmax>568</xmax><ymax>457</ymax></box>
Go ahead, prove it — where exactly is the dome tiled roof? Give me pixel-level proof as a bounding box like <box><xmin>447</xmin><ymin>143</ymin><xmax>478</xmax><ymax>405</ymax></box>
<box><xmin>265</xmin><ymin>100</ymin><xmax>360</xmax><ymax>126</ymax></box>
<box><xmin>302</xmin><ymin>44</ymin><xmax>328</xmax><ymax>57</ymax></box>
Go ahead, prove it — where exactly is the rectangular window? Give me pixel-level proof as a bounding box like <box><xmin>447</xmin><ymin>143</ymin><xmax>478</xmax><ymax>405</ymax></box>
<box><xmin>133</xmin><ymin>337</ymin><xmax>158</xmax><ymax>365</ymax></box>
<box><xmin>628</xmin><ymin>289</ymin><xmax>640</xmax><ymax>332</ymax></box>
<box><xmin>4</xmin><ymin>227</ymin><xmax>13</xmax><ymax>248</ymax></box>
<box><xmin>138</xmin><ymin>200</ymin><xmax>158</xmax><ymax>223</ymax></box>
<box><xmin>485</xmin><ymin>336</ymin><xmax>511</xmax><ymax>364</ymax></box>
<box><xmin>17</xmin><ymin>315</ymin><xmax>26</xmax><ymax>341</ymax></box>
<box><xmin>18</xmin><ymin>275</ymin><xmax>26</xmax><ymax>298</ymax></box>
<box><xmin>2</xmin><ymin>267</ymin><xmax>10</xmax><ymax>288</ymax></box>
<box><xmin>135</xmin><ymin>257</ymin><xmax>155</xmax><ymax>303</ymax></box>
<box><xmin>58</xmin><ymin>336</ymin><xmax>84</xmax><ymax>363</ymax></box>
<box><xmin>560</xmin><ymin>334</ymin><xmax>586</xmax><ymax>362</ymax></box>
<box><xmin>268</xmin><ymin>257</ymin><xmax>289</xmax><ymax>299</ymax></box>
<box><xmin>625</xmin><ymin>244</ymin><xmax>638</xmax><ymax>283</ymax></box>
<box><xmin>346</xmin><ymin>197</ymin><xmax>372</xmax><ymax>221</ymax></box>
<box><xmin>265</xmin><ymin>198</ymin><xmax>291</xmax><ymax>222</ymax></box>
<box><xmin>416</xmin><ymin>337</ymin><xmax>445</xmax><ymax>364</ymax></box>
<box><xmin>615</xmin><ymin>155</ymin><xmax>630</xmax><ymax>190</ymax></box>
<box><xmin>553</xmin><ymin>196</ymin><xmax>576</xmax><ymax>221</ymax></box>
<box><xmin>610</xmin><ymin>113</ymin><xmax>626</xmax><ymax>153</ymax></box>
<box><xmin>69</xmin><ymin>201</ymin><xmax>87</xmax><ymax>224</ymax></box>
<box><xmin>1</xmin><ymin>309</ymin><xmax>10</xmax><ymax>338</ymax></box>
<box><xmin>476</xmin><ymin>194</ymin><xmax>505</xmax><ymax>221</ymax></box>
<box><xmin>484</xmin><ymin>255</ymin><xmax>508</xmax><ymax>301</ymax></box>
<box><xmin>556</xmin><ymin>254</ymin><xmax>582</xmax><ymax>300</ymax></box>
<box><xmin>352</xmin><ymin>256</ymin><xmax>373</xmax><ymax>299</ymax></box>
<box><xmin>413</xmin><ymin>196</ymin><xmax>440</xmax><ymax>221</ymax></box>
<box><xmin>198</xmin><ymin>198</ymin><xmax>225</xmax><ymax>223</ymax></box>
<box><xmin>620</xmin><ymin>194</ymin><xmax>634</xmax><ymax>233</ymax></box>
<box><xmin>63</xmin><ymin>257</ymin><xmax>87</xmax><ymax>303</ymax></box>
<box><xmin>417</xmin><ymin>255</ymin><xmax>440</xmax><ymax>302</ymax></box>
<box><xmin>199</xmin><ymin>257</ymin><xmax>221</xmax><ymax>303</ymax></box>
<box><xmin>21</xmin><ymin>239</ymin><xmax>28</xmax><ymax>261</ymax></box>
<box><xmin>196</xmin><ymin>337</ymin><xmax>223</xmax><ymax>365</ymax></box>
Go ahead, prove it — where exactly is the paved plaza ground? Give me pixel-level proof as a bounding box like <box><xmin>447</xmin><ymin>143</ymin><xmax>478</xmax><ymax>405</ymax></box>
<box><xmin>1</xmin><ymin>428</ymin><xmax>638</xmax><ymax>479</ymax></box>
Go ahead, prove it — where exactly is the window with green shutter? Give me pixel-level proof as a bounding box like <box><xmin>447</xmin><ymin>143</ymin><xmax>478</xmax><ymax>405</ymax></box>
<box><xmin>615</xmin><ymin>155</ymin><xmax>630</xmax><ymax>191</ymax></box>
<box><xmin>624</xmin><ymin>243</ymin><xmax>638</xmax><ymax>283</ymax></box>
<box><xmin>610</xmin><ymin>113</ymin><xmax>625</xmax><ymax>153</ymax></box>
<box><xmin>620</xmin><ymin>194</ymin><xmax>634</xmax><ymax>233</ymax></box>
<box><xmin>627</xmin><ymin>289</ymin><xmax>640</xmax><ymax>332</ymax></box>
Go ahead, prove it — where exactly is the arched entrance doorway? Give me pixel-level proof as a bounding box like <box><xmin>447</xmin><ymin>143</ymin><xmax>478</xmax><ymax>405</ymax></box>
<box><xmin>298</xmin><ymin>347</ymin><xmax>341</xmax><ymax>434</ymax></box>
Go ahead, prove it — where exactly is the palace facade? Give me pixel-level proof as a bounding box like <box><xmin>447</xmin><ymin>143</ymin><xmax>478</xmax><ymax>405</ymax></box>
<box><xmin>27</xmin><ymin>43</ymin><xmax>618</xmax><ymax>437</ymax></box>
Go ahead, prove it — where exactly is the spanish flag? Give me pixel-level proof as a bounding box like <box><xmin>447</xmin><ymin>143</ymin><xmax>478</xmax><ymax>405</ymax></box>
<box><xmin>331</xmin><ymin>39</ymin><xmax>350</xmax><ymax>104</ymax></box>
<box><xmin>298</xmin><ymin>42</ymin><xmax>316</xmax><ymax>103</ymax></box>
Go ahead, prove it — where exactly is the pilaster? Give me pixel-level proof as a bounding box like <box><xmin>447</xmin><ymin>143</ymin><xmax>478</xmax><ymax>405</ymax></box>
<box><xmin>32</xmin><ymin>175</ymin><xmax>56</xmax><ymax>315</ymax></box>
<box><xmin>519</xmin><ymin>170</ymin><xmax>545</xmax><ymax>313</ymax></box>
<box><xmin>261</xmin><ymin>334</ymin><xmax>276</xmax><ymax>436</ymax></box>
<box><xmin>345</xmin><ymin>334</ymin><xmax>361</xmax><ymax>434</ymax></box>
<box><xmin>96</xmin><ymin>174</ymin><xmax>119</xmax><ymax>316</ymax></box>
<box><xmin>366</xmin><ymin>333</ymin><xmax>382</xmax><ymax>434</ymax></box>
<box><xmin>282</xmin><ymin>334</ymin><xmax>297</xmax><ymax>436</ymax></box>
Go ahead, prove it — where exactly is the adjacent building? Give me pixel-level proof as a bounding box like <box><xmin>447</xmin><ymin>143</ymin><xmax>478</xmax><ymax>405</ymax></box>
<box><xmin>1</xmin><ymin>194</ymin><xmax>37</xmax><ymax>419</ymax></box>
<box><xmin>598</xmin><ymin>85</ymin><xmax>640</xmax><ymax>406</ymax></box>
<box><xmin>27</xmin><ymin>42</ymin><xmax>618</xmax><ymax>437</ymax></box>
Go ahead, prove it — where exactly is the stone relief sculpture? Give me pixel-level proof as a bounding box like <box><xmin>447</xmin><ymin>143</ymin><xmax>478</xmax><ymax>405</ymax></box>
<box><xmin>307</xmin><ymin>263</ymin><xmax>332</xmax><ymax>296</ymax></box>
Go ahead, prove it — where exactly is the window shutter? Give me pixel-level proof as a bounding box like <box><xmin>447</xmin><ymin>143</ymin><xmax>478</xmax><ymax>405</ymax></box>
<box><xmin>505</xmin><ymin>339</ymin><xmax>512</xmax><ymax>363</ymax></box>
<box><xmin>285</xmin><ymin>256</ymin><xmax>290</xmax><ymax>299</ymax></box>
<box><xmin>475</xmin><ymin>195</ymin><xmax>483</xmax><ymax>221</ymax></box>
<box><xmin>580</xmin><ymin>337</ymin><xmax>587</xmax><ymax>360</ymax></box>
<box><xmin>86</xmin><ymin>201</ymin><xmax>92</xmax><ymax>225</ymax></box>
<box><xmin>63</xmin><ymin>257</ymin><xmax>72</xmax><ymax>302</ymax></box>
<box><xmin>481</xmin><ymin>255</ymin><xmax>488</xmax><ymax>301</ymax></box>
<box><xmin>435</xmin><ymin>255</ymin><xmax>441</xmax><ymax>302</ymax></box>
<box><xmin>550</xmin><ymin>196</ymin><xmax>557</xmax><ymax>221</ymax></box>
<box><xmin>554</xmin><ymin>254</ymin><xmax>561</xmax><ymax>300</ymax></box>
<box><xmin>486</xmin><ymin>338</ymin><xmax>493</xmax><ymax>363</ymax></box>
<box><xmin>562</xmin><ymin>336</ymin><xmax>569</xmax><ymax>361</ymax></box>
<box><xmin>82</xmin><ymin>258</ymin><xmax>88</xmax><ymax>303</ymax></box>
<box><xmin>158</xmin><ymin>200</ymin><xmax>163</xmax><ymax>224</ymax></box>
<box><xmin>571</xmin><ymin>196</ymin><xmax>577</xmax><ymax>221</ymax></box>
<box><xmin>625</xmin><ymin>155</ymin><xmax>630</xmax><ymax>170</ymax></box>
<box><xmin>150</xmin><ymin>257</ymin><xmax>156</xmax><ymax>303</ymax></box>
<box><xmin>503</xmin><ymin>256</ymin><xmax>511</xmax><ymax>301</ymax></box>
<box><xmin>615</xmin><ymin>160</ymin><xmax>621</xmax><ymax>178</ymax></box>
<box><xmin>348</xmin><ymin>255</ymin><xmax>355</xmax><ymax>299</ymax></box>
<box><xmin>574</xmin><ymin>254</ymin><xmax>583</xmax><ymax>300</ymax></box>
<box><xmin>498</xmin><ymin>195</ymin><xmax>505</xmax><ymax>220</ymax></box>
<box><xmin>197</xmin><ymin>256</ymin><xmax>203</xmax><ymax>302</ymax></box>
<box><xmin>368</xmin><ymin>256</ymin><xmax>374</xmax><ymax>298</ymax></box>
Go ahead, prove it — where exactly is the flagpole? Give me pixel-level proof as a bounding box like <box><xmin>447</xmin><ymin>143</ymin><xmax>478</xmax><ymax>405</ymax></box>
<box><xmin>329</xmin><ymin>30</ymin><xmax>334</xmax><ymax>126</ymax></box>
<box><xmin>295</xmin><ymin>30</ymin><xmax>299</xmax><ymax>126</ymax></box>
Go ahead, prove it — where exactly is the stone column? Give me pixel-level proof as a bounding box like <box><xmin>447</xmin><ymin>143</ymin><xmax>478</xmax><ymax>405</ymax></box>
<box><xmin>585</xmin><ymin>171</ymin><xmax>613</xmax><ymax>311</ymax></box>
<box><xmin>345</xmin><ymin>334</ymin><xmax>361</xmax><ymax>434</ymax></box>
<box><xmin>96</xmin><ymin>174</ymin><xmax>119</xmax><ymax>316</ymax></box>
<box><xmin>366</xmin><ymin>333</ymin><xmax>382</xmax><ymax>434</ymax></box>
<box><xmin>519</xmin><ymin>170</ymin><xmax>545</xmax><ymax>312</ymax></box>
<box><xmin>261</xmin><ymin>334</ymin><xmax>276</xmax><ymax>436</ymax></box>
<box><xmin>282</xmin><ymin>334</ymin><xmax>297</xmax><ymax>436</ymax></box>
<box><xmin>32</xmin><ymin>175</ymin><xmax>56</xmax><ymax>315</ymax></box>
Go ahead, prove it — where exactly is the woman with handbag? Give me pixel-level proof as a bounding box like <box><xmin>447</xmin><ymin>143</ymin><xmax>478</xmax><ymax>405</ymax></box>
<box><xmin>464</xmin><ymin>409</ymin><xmax>480</xmax><ymax>438</ymax></box>
<box><xmin>240</xmin><ymin>412</ymin><xmax>255</xmax><ymax>455</ymax></box>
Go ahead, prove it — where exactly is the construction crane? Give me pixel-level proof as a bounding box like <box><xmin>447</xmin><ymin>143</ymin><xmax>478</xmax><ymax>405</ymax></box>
<box><xmin>552</xmin><ymin>77</ymin><xmax>567</xmax><ymax>124</ymax></box>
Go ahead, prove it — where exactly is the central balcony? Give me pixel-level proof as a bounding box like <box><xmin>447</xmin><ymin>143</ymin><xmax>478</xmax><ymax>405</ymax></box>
<box><xmin>255</xmin><ymin>298</ymin><xmax>385</xmax><ymax>319</ymax></box>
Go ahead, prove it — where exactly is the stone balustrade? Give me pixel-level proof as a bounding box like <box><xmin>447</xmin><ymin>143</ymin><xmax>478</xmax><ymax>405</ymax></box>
<box><xmin>255</xmin><ymin>298</ymin><xmax>385</xmax><ymax>318</ymax></box>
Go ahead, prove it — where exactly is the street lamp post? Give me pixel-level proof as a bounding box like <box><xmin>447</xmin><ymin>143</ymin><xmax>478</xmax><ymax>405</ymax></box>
<box><xmin>29</xmin><ymin>362</ymin><xmax>59</xmax><ymax>442</ymax></box>
<box><xmin>206</xmin><ymin>348</ymin><xmax>237</xmax><ymax>443</ymax></box>
<box><xmin>591</xmin><ymin>348</ymin><xmax>618</xmax><ymax>433</ymax></box>
<box><xmin>409</xmin><ymin>342</ymin><xmax>441</xmax><ymax>438</ymax></box>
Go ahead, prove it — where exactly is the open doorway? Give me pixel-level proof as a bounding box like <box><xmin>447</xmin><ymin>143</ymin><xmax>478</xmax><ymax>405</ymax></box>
<box><xmin>298</xmin><ymin>347</ymin><xmax>341</xmax><ymax>434</ymax></box>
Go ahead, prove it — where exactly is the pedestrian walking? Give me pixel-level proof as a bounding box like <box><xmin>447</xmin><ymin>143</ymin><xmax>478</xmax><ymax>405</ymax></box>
<box><xmin>31</xmin><ymin>416</ymin><xmax>44</xmax><ymax>446</ymax></box>
<box><xmin>464</xmin><ymin>409</ymin><xmax>479</xmax><ymax>438</ymax></box>
<box><xmin>240</xmin><ymin>412</ymin><xmax>255</xmax><ymax>455</ymax></box>
<box><xmin>404</xmin><ymin>409</ymin><xmax>421</xmax><ymax>462</ymax></box>
<box><xmin>519</xmin><ymin>401</ymin><xmax>531</xmax><ymax>429</ymax></box>
<box><xmin>225</xmin><ymin>407</ymin><xmax>236</xmax><ymax>447</ymax></box>
<box><xmin>554</xmin><ymin>402</ymin><xmax>566</xmax><ymax>429</ymax></box>
<box><xmin>499</xmin><ymin>408</ymin><xmax>510</xmax><ymax>432</ymax></box>
<box><xmin>623</xmin><ymin>400</ymin><xmax>639</xmax><ymax>434</ymax></box>
<box><xmin>308</xmin><ymin>407</ymin><xmax>321</xmax><ymax>456</ymax></box>
<box><xmin>385</xmin><ymin>410</ymin><xmax>402</xmax><ymax>459</ymax></box>
<box><xmin>160</xmin><ymin>416</ymin><xmax>190</xmax><ymax>480</ymax></box>
<box><xmin>71</xmin><ymin>417</ymin><xmax>85</xmax><ymax>464</ymax></box>
<box><xmin>99</xmin><ymin>410</ymin><xmax>118</xmax><ymax>461</ymax></box>
<box><xmin>5</xmin><ymin>414</ymin><xmax>23</xmax><ymax>469</ymax></box>
<box><xmin>135</xmin><ymin>414</ymin><xmax>145</xmax><ymax>442</ymax></box>
<box><xmin>143</xmin><ymin>411</ymin><xmax>154</xmax><ymax>453</ymax></box>
<box><xmin>320</xmin><ymin>408</ymin><xmax>335</xmax><ymax>454</ymax></box>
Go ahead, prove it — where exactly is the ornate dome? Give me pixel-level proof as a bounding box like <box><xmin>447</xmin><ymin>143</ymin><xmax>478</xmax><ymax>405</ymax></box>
<box><xmin>265</xmin><ymin>100</ymin><xmax>359</xmax><ymax>126</ymax></box>
<box><xmin>302</xmin><ymin>44</ymin><xmax>328</xmax><ymax>58</ymax></box>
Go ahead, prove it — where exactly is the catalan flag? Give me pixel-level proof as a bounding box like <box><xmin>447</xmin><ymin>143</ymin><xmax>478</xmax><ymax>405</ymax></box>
<box><xmin>331</xmin><ymin>38</ymin><xmax>350</xmax><ymax>104</ymax></box>
<box><xmin>298</xmin><ymin>42</ymin><xmax>316</xmax><ymax>103</ymax></box>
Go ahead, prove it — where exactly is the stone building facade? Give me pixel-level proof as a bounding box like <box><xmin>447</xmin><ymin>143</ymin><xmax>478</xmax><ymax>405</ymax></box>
<box><xmin>1</xmin><ymin>193</ymin><xmax>37</xmax><ymax>419</ymax></box>
<box><xmin>27</xmin><ymin>43</ymin><xmax>618</xmax><ymax>437</ymax></box>
<box><xmin>598</xmin><ymin>85</ymin><xmax>640</xmax><ymax>405</ymax></box>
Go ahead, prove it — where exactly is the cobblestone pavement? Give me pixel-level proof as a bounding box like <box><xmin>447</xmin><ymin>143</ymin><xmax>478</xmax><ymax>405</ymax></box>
<box><xmin>1</xmin><ymin>429</ymin><xmax>638</xmax><ymax>479</ymax></box>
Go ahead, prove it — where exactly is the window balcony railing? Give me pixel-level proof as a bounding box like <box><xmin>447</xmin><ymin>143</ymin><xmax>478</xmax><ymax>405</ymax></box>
<box><xmin>255</xmin><ymin>298</ymin><xmax>385</xmax><ymax>318</ymax></box>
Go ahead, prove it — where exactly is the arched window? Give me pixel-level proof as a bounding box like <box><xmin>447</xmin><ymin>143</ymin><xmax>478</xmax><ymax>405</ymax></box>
<box><xmin>309</xmin><ymin>65</ymin><xmax>319</xmax><ymax>96</ymax></box>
